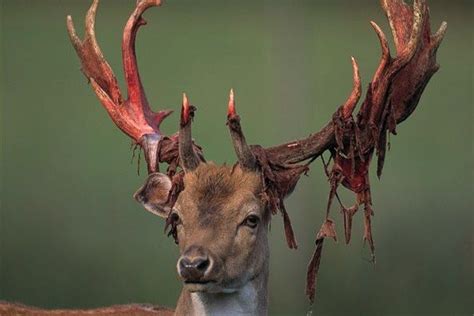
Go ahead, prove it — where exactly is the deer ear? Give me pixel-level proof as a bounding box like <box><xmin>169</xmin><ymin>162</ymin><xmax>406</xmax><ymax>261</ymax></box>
<box><xmin>133</xmin><ymin>173</ymin><xmax>172</xmax><ymax>218</ymax></box>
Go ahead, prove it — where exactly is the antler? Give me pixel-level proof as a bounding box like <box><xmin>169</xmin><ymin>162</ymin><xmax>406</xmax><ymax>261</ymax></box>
<box><xmin>179</xmin><ymin>93</ymin><xmax>202</xmax><ymax>172</ymax></box>
<box><xmin>67</xmin><ymin>0</ymin><xmax>203</xmax><ymax>174</ymax></box>
<box><xmin>227</xmin><ymin>89</ymin><xmax>258</xmax><ymax>170</ymax></box>
<box><xmin>227</xmin><ymin>0</ymin><xmax>446</xmax><ymax>302</ymax></box>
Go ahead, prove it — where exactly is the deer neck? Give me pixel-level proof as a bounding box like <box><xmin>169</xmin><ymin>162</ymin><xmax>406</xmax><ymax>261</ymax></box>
<box><xmin>174</xmin><ymin>262</ymin><xmax>269</xmax><ymax>316</ymax></box>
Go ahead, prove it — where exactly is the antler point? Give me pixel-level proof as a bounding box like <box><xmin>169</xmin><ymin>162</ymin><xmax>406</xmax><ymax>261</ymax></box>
<box><xmin>182</xmin><ymin>92</ymin><xmax>189</xmax><ymax>106</ymax></box>
<box><xmin>228</xmin><ymin>89</ymin><xmax>236</xmax><ymax>118</ymax></box>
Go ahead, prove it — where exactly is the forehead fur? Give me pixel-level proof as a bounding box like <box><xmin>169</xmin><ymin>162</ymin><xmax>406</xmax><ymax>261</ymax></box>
<box><xmin>183</xmin><ymin>163</ymin><xmax>262</xmax><ymax>200</ymax></box>
<box><xmin>179</xmin><ymin>163</ymin><xmax>263</xmax><ymax>227</ymax></box>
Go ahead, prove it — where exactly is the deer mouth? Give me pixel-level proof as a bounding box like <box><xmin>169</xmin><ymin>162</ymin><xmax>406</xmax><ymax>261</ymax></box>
<box><xmin>184</xmin><ymin>280</ymin><xmax>212</xmax><ymax>284</ymax></box>
<box><xmin>184</xmin><ymin>280</ymin><xmax>218</xmax><ymax>292</ymax></box>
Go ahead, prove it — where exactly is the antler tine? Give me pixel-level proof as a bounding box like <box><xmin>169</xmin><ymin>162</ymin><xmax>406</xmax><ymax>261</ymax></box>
<box><xmin>67</xmin><ymin>0</ymin><xmax>122</xmax><ymax>105</ymax></box>
<box><xmin>431</xmin><ymin>21</ymin><xmax>448</xmax><ymax>52</ymax></box>
<box><xmin>369</xmin><ymin>21</ymin><xmax>391</xmax><ymax>86</ymax></box>
<box><xmin>122</xmin><ymin>0</ymin><xmax>165</xmax><ymax>113</ymax></box>
<box><xmin>364</xmin><ymin>0</ymin><xmax>427</xmax><ymax>127</ymax></box>
<box><xmin>381</xmin><ymin>0</ymin><xmax>425</xmax><ymax>73</ymax></box>
<box><xmin>179</xmin><ymin>93</ymin><xmax>201</xmax><ymax>172</ymax></box>
<box><xmin>226</xmin><ymin>89</ymin><xmax>258</xmax><ymax>170</ymax></box>
<box><xmin>381</xmin><ymin>0</ymin><xmax>423</xmax><ymax>50</ymax></box>
<box><xmin>378</xmin><ymin>0</ymin><xmax>446</xmax><ymax>126</ymax></box>
<box><xmin>341</xmin><ymin>57</ymin><xmax>362</xmax><ymax>120</ymax></box>
<box><xmin>122</xmin><ymin>1</ymin><xmax>160</xmax><ymax>103</ymax></box>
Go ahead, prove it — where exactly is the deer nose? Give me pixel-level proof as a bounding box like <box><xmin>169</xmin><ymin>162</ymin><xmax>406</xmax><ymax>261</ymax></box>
<box><xmin>178</xmin><ymin>247</ymin><xmax>211</xmax><ymax>282</ymax></box>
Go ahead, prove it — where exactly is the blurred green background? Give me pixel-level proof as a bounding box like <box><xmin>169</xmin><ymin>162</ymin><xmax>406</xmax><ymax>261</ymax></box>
<box><xmin>1</xmin><ymin>0</ymin><xmax>472</xmax><ymax>315</ymax></box>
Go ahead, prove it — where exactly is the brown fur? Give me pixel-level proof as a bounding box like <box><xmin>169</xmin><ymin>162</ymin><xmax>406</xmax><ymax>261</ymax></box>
<box><xmin>0</xmin><ymin>301</ymin><xmax>173</xmax><ymax>316</ymax></box>
<box><xmin>172</xmin><ymin>163</ymin><xmax>270</xmax><ymax>314</ymax></box>
<box><xmin>184</xmin><ymin>163</ymin><xmax>262</xmax><ymax>204</ymax></box>
<box><xmin>181</xmin><ymin>163</ymin><xmax>264</xmax><ymax>226</ymax></box>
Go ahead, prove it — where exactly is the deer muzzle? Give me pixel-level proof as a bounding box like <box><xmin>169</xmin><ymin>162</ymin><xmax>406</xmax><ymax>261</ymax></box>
<box><xmin>177</xmin><ymin>245</ymin><xmax>214</xmax><ymax>287</ymax></box>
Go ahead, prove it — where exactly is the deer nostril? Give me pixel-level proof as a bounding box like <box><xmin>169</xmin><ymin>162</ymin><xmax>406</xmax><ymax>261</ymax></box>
<box><xmin>180</xmin><ymin>257</ymin><xmax>209</xmax><ymax>271</ymax></box>
<box><xmin>178</xmin><ymin>256</ymin><xmax>211</xmax><ymax>281</ymax></box>
<box><xmin>195</xmin><ymin>258</ymin><xmax>210</xmax><ymax>271</ymax></box>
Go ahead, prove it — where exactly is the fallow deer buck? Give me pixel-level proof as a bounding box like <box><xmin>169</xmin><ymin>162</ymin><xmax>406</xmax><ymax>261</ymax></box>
<box><xmin>1</xmin><ymin>0</ymin><xmax>446</xmax><ymax>315</ymax></box>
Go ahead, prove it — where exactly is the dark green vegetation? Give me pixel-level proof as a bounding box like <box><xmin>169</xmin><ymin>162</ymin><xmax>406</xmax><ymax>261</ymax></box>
<box><xmin>1</xmin><ymin>0</ymin><xmax>472</xmax><ymax>315</ymax></box>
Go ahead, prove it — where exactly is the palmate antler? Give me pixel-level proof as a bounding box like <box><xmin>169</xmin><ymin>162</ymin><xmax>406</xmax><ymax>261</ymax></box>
<box><xmin>227</xmin><ymin>0</ymin><xmax>446</xmax><ymax>302</ymax></box>
<box><xmin>67</xmin><ymin>0</ymin><xmax>203</xmax><ymax>175</ymax></box>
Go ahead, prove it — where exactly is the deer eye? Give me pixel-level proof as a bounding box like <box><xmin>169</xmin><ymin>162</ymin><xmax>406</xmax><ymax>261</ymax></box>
<box><xmin>243</xmin><ymin>214</ymin><xmax>260</xmax><ymax>229</ymax></box>
<box><xmin>170</xmin><ymin>212</ymin><xmax>181</xmax><ymax>224</ymax></box>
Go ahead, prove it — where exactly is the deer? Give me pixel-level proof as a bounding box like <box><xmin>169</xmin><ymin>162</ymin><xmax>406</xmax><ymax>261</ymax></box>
<box><xmin>0</xmin><ymin>0</ymin><xmax>446</xmax><ymax>315</ymax></box>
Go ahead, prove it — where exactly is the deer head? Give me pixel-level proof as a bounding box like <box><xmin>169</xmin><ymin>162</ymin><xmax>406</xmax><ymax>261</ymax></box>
<box><xmin>67</xmin><ymin>0</ymin><xmax>446</xmax><ymax>314</ymax></box>
<box><xmin>135</xmin><ymin>164</ymin><xmax>268</xmax><ymax>293</ymax></box>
